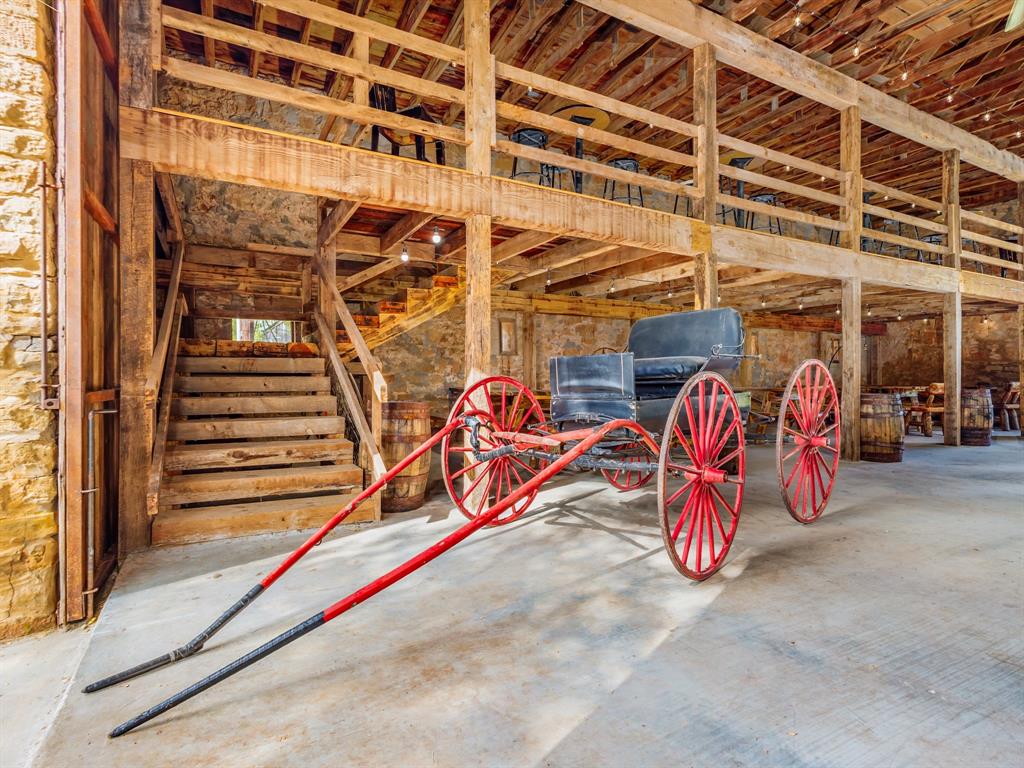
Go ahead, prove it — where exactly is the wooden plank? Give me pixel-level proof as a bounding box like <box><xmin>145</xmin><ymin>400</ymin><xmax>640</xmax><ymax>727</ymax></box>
<box><xmin>717</xmin><ymin>133</ymin><xmax>843</xmax><ymax>182</ymax></box>
<box><xmin>164</xmin><ymin>437</ymin><xmax>353</xmax><ymax>471</ymax></box>
<box><xmin>862</xmin><ymin>203</ymin><xmax>948</xmax><ymax>235</ymax></box>
<box><xmin>579</xmin><ymin>0</ymin><xmax>1024</xmax><ymax>181</ymax></box>
<box><xmin>174</xmin><ymin>375</ymin><xmax>332</xmax><ymax>393</ymax></box>
<box><xmin>863</xmin><ymin>179</ymin><xmax>943</xmax><ymax>214</ymax></box>
<box><xmin>161</xmin><ymin>464</ymin><xmax>363</xmax><ymax>506</ymax></box>
<box><xmin>693</xmin><ymin>43</ymin><xmax>717</xmax><ymax>311</ymax></box>
<box><xmin>162</xmin><ymin>57</ymin><xmax>466</xmax><ymax>146</ymax></box>
<box><xmin>338</xmin><ymin>257</ymin><xmax>404</xmax><ymax>293</ymax></box>
<box><xmin>961</xmin><ymin>209</ymin><xmax>1024</xmax><ymax>237</ymax></box>
<box><xmin>496</xmin><ymin>61</ymin><xmax>699</xmax><ymax>140</ymax></box>
<box><xmin>168</xmin><ymin>415</ymin><xmax>347</xmax><ymax>441</ymax></box>
<box><xmin>943</xmin><ymin>292</ymin><xmax>962</xmax><ymax>446</ymax></box>
<box><xmin>840</xmin><ymin>277</ymin><xmax>861</xmax><ymax>461</ymax></box>
<box><xmin>146</xmin><ymin>299</ymin><xmax>183</xmax><ymax>517</ymax></box>
<box><xmin>961</xmin><ymin>228</ymin><xmax>1023</xmax><ymax>254</ymax></box>
<box><xmin>317</xmin><ymin>200</ymin><xmax>359</xmax><ymax>245</ymax></box>
<box><xmin>177</xmin><ymin>357</ymin><xmax>325</xmax><ymax>374</ymax></box>
<box><xmin>719</xmin><ymin>163</ymin><xmax>845</xmax><ymax>208</ymax></box>
<box><xmin>315</xmin><ymin>310</ymin><xmax>386</xmax><ymax>480</ymax></box>
<box><xmin>173</xmin><ymin>394</ymin><xmax>337</xmax><ymax>416</ymax></box>
<box><xmin>495</xmin><ymin>140</ymin><xmax>697</xmax><ymax>199</ymax></box>
<box><xmin>151</xmin><ymin>491</ymin><xmax>374</xmax><ymax>546</ymax></box>
<box><xmin>513</xmin><ymin>239</ymin><xmax>620</xmax><ymax>279</ymax></box>
<box><xmin>260</xmin><ymin>0</ymin><xmax>465</xmax><ymax>66</ymax></box>
<box><xmin>155</xmin><ymin>172</ymin><xmax>183</xmax><ymax>242</ymax></box>
<box><xmin>869</xmin><ymin>228</ymin><xmax>947</xmax><ymax>255</ymax></box>
<box><xmin>961</xmin><ymin>251</ymin><xmax>1024</xmax><ymax>272</ymax></box>
<box><xmin>163</xmin><ymin>7</ymin><xmax>465</xmax><ymax>106</ymax></box>
<box><xmin>145</xmin><ymin>242</ymin><xmax>185</xmax><ymax>399</ymax></box>
<box><xmin>496</xmin><ymin>101</ymin><xmax>696</xmax><ymax>169</ymax></box>
<box><xmin>719</xmin><ymin>193</ymin><xmax>844</xmax><ymax>231</ymax></box>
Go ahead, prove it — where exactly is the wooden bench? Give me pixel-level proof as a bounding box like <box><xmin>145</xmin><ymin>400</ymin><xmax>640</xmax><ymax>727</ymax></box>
<box><xmin>905</xmin><ymin>383</ymin><xmax>944</xmax><ymax>437</ymax></box>
<box><xmin>995</xmin><ymin>381</ymin><xmax>1020</xmax><ymax>431</ymax></box>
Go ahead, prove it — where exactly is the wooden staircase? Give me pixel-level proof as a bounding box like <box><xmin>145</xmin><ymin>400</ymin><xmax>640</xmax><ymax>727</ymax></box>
<box><xmin>336</xmin><ymin>276</ymin><xmax>463</xmax><ymax>359</ymax></box>
<box><xmin>152</xmin><ymin>353</ymin><xmax>373</xmax><ymax>546</ymax></box>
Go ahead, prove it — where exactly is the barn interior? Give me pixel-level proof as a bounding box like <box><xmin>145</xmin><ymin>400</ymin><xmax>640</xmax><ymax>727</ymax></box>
<box><xmin>1</xmin><ymin>0</ymin><xmax>1022</xmax><ymax>765</ymax></box>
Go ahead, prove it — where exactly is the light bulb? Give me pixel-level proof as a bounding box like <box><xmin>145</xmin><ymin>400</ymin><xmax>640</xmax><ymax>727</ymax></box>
<box><xmin>853</xmin><ymin>44</ymin><xmax>860</xmax><ymax>58</ymax></box>
<box><xmin>984</xmin><ymin>112</ymin><xmax>991</xmax><ymax>122</ymax></box>
<box><xmin>1017</xmin><ymin>130</ymin><xmax>1022</xmax><ymax>139</ymax></box>
<box><xmin>667</xmin><ymin>291</ymin><xmax>673</xmax><ymax>298</ymax></box>
<box><xmin>431</xmin><ymin>226</ymin><xmax>441</xmax><ymax>244</ymax></box>
<box><xmin>897</xmin><ymin>312</ymin><xmax>902</xmax><ymax>321</ymax></box>
<box><xmin>922</xmin><ymin>317</ymin><xmax>928</xmax><ymax>323</ymax></box>
<box><xmin>946</xmin><ymin>92</ymin><xmax>953</xmax><ymax>104</ymax></box>
<box><xmin>761</xmin><ymin>297</ymin><xmax>767</xmax><ymax>307</ymax></box>
<box><xmin>785</xmin><ymin>165</ymin><xmax>791</xmax><ymax>172</ymax></box>
<box><xmin>835</xmin><ymin>307</ymin><xmax>840</xmax><ymax>315</ymax></box>
<box><xmin>867</xmin><ymin>308</ymin><xmax>872</xmax><ymax>316</ymax></box>
<box><xmin>798</xmin><ymin>300</ymin><xmax>804</xmax><ymax>310</ymax></box>
<box><xmin>794</xmin><ymin>13</ymin><xmax>802</xmax><ymax>27</ymax></box>
<box><xmin>400</xmin><ymin>246</ymin><xmax>409</xmax><ymax>262</ymax></box>
<box><xmin>609</xmin><ymin>282</ymin><xmax>616</xmax><ymax>293</ymax></box>
<box><xmin>820</xmin><ymin>175</ymin><xmax>826</xmax><ymax>182</ymax></box>
<box><xmin>884</xmin><ymin>195</ymin><xmax>889</xmax><ymax>201</ymax></box>
<box><xmin>901</xmin><ymin>70</ymin><xmax>908</xmax><ymax>82</ymax></box>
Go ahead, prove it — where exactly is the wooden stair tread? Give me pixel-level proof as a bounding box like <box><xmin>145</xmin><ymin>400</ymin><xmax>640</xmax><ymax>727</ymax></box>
<box><xmin>175</xmin><ymin>375</ymin><xmax>332</xmax><ymax>393</ymax></box>
<box><xmin>161</xmin><ymin>464</ymin><xmax>363</xmax><ymax>505</ymax></box>
<box><xmin>172</xmin><ymin>394</ymin><xmax>337</xmax><ymax>417</ymax></box>
<box><xmin>152</xmin><ymin>492</ymin><xmax>375</xmax><ymax>546</ymax></box>
<box><xmin>177</xmin><ymin>356</ymin><xmax>325</xmax><ymax>374</ymax></box>
<box><xmin>169</xmin><ymin>415</ymin><xmax>346</xmax><ymax>441</ymax></box>
<box><xmin>165</xmin><ymin>437</ymin><xmax>353</xmax><ymax>471</ymax></box>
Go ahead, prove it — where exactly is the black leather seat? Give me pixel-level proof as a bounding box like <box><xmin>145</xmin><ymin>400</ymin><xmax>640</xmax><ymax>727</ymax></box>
<box><xmin>633</xmin><ymin>355</ymin><xmax>707</xmax><ymax>381</ymax></box>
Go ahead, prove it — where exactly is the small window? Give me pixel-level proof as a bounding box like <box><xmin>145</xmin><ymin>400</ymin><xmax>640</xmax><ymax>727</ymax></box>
<box><xmin>232</xmin><ymin>319</ymin><xmax>293</xmax><ymax>343</ymax></box>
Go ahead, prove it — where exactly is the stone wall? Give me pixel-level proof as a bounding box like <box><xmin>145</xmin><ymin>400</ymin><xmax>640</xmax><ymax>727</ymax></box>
<box><xmin>0</xmin><ymin>0</ymin><xmax>57</xmax><ymax>638</ymax></box>
<box><xmin>374</xmin><ymin>306</ymin><xmax>630</xmax><ymax>417</ymax></box>
<box><xmin>875</xmin><ymin>314</ymin><xmax>1019</xmax><ymax>389</ymax></box>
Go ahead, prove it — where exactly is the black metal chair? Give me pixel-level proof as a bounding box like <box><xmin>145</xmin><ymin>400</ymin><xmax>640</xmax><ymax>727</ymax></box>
<box><xmin>745</xmin><ymin>192</ymin><xmax>783</xmax><ymax>235</ymax></box>
<box><xmin>508</xmin><ymin>128</ymin><xmax>565</xmax><ymax>188</ymax></box>
<box><xmin>369</xmin><ymin>84</ymin><xmax>446</xmax><ymax>165</ymax></box>
<box><xmin>718</xmin><ymin>157</ymin><xmax>753</xmax><ymax>227</ymax></box>
<box><xmin>603</xmin><ymin>157</ymin><xmax>645</xmax><ymax>206</ymax></box>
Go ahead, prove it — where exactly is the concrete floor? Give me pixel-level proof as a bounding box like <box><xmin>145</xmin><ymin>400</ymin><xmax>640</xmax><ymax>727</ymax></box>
<box><xmin>14</xmin><ymin>437</ymin><xmax>1024</xmax><ymax>767</ymax></box>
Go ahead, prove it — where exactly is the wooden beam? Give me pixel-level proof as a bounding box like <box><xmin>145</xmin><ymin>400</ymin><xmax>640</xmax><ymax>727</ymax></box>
<box><xmin>464</xmin><ymin>0</ymin><xmax>493</xmax><ymax>177</ymax></box>
<box><xmin>380</xmin><ymin>211</ymin><xmax>434</xmax><ymax>255</ymax></box>
<box><xmin>942</xmin><ymin>150</ymin><xmax>961</xmax><ymax>270</ymax></box>
<box><xmin>840</xmin><ymin>277</ymin><xmax>861</xmax><ymax>461</ymax></box>
<box><xmin>317</xmin><ymin>200</ymin><xmax>359</xmax><ymax>246</ymax></box>
<box><xmin>840</xmin><ymin>107</ymin><xmax>862</xmax><ymax>253</ymax></box>
<box><xmin>579</xmin><ymin>0</ymin><xmax>1024</xmax><ymax>181</ymax></box>
<box><xmin>513</xmin><ymin>239</ymin><xmax>620</xmax><ymax>280</ymax></box>
<box><xmin>337</xmin><ymin>257</ymin><xmax>404</xmax><ymax>293</ymax></box>
<box><xmin>693</xmin><ymin>43</ymin><xmax>717</xmax><ymax>310</ymax></box>
<box><xmin>943</xmin><ymin>292</ymin><xmax>962</xmax><ymax>446</ymax></box>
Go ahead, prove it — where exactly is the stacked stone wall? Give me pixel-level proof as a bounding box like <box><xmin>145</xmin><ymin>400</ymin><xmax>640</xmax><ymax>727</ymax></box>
<box><xmin>0</xmin><ymin>0</ymin><xmax>57</xmax><ymax>637</ymax></box>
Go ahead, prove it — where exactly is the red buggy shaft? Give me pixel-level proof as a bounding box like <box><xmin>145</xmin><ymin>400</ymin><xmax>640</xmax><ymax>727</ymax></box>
<box><xmin>84</xmin><ymin>417</ymin><xmax>467</xmax><ymax>695</ymax></box>
<box><xmin>107</xmin><ymin>419</ymin><xmax>639</xmax><ymax>738</ymax></box>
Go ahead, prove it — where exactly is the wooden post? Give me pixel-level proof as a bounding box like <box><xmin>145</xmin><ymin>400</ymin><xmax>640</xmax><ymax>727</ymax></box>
<box><xmin>118</xmin><ymin>0</ymin><xmax>158</xmax><ymax>554</ymax></box>
<box><xmin>1017</xmin><ymin>182</ymin><xmax>1023</xmax><ymax>280</ymax></box>
<box><xmin>839</xmin><ymin>106</ymin><xmax>862</xmax><ymax>253</ymax></box>
<box><xmin>840</xmin><ymin>277</ymin><xmax>861</xmax><ymax>461</ymax></box>
<box><xmin>692</xmin><ymin>43</ymin><xmax>717</xmax><ymax>310</ymax></box>
<box><xmin>464</xmin><ymin>0</ymin><xmax>494</xmax><ymax>177</ymax></box>
<box><xmin>1019</xmin><ymin>306</ymin><xmax>1023</xmax><ymax>438</ymax></box>
<box><xmin>464</xmin><ymin>214</ymin><xmax>492</xmax><ymax>385</ymax></box>
<box><xmin>943</xmin><ymin>292</ymin><xmax>962</xmax><ymax>446</ymax></box>
<box><xmin>942</xmin><ymin>149</ymin><xmax>961</xmax><ymax>270</ymax></box>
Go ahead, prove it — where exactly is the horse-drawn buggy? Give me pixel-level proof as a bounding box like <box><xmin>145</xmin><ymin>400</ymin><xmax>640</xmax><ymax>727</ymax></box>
<box><xmin>91</xmin><ymin>308</ymin><xmax>842</xmax><ymax>737</ymax></box>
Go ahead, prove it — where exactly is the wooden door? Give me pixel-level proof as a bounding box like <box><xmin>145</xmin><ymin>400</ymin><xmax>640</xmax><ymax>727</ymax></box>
<box><xmin>57</xmin><ymin>0</ymin><xmax>120</xmax><ymax>623</ymax></box>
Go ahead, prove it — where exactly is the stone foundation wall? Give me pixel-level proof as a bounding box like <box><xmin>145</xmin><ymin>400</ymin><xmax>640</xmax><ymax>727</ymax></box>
<box><xmin>0</xmin><ymin>0</ymin><xmax>57</xmax><ymax>638</ymax></box>
<box><xmin>875</xmin><ymin>314</ymin><xmax>1019</xmax><ymax>389</ymax></box>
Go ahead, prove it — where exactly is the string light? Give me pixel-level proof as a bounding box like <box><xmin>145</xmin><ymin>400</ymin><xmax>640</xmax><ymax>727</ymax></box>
<box><xmin>761</xmin><ymin>296</ymin><xmax>767</xmax><ymax>307</ymax></box>
<box><xmin>853</xmin><ymin>44</ymin><xmax>860</xmax><ymax>58</ymax></box>
<box><xmin>609</xmin><ymin>280</ymin><xmax>616</xmax><ymax>293</ymax></box>
<box><xmin>835</xmin><ymin>306</ymin><xmax>841</xmax><ymax>315</ymax></box>
<box><xmin>545</xmin><ymin>270</ymin><xmax>552</xmax><ymax>286</ymax></box>
<box><xmin>867</xmin><ymin>307</ymin><xmax>873</xmax><ymax>316</ymax></box>
<box><xmin>946</xmin><ymin>92</ymin><xmax>954</xmax><ymax>104</ymax></box>
<box><xmin>400</xmin><ymin>245</ymin><xmax>409</xmax><ymax>262</ymax></box>
<box><xmin>667</xmin><ymin>291</ymin><xmax>673</xmax><ymax>298</ymax></box>
<box><xmin>794</xmin><ymin>13</ymin><xmax>802</xmax><ymax>27</ymax></box>
<box><xmin>896</xmin><ymin>311</ymin><xmax>903</xmax><ymax>321</ymax></box>
<box><xmin>431</xmin><ymin>226</ymin><xmax>442</xmax><ymax>244</ymax></box>
<box><xmin>784</xmin><ymin>165</ymin><xmax>791</xmax><ymax>172</ymax></box>
<box><xmin>798</xmin><ymin>299</ymin><xmax>804</xmax><ymax>310</ymax></box>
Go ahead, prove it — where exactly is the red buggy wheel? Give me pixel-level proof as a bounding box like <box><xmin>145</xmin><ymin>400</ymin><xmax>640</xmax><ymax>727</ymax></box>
<box><xmin>658</xmin><ymin>372</ymin><xmax>745</xmax><ymax>581</ymax></box>
<box><xmin>601</xmin><ymin>442</ymin><xmax>656</xmax><ymax>490</ymax></box>
<box><xmin>776</xmin><ymin>359</ymin><xmax>840</xmax><ymax>523</ymax></box>
<box><xmin>442</xmin><ymin>376</ymin><xmax>547</xmax><ymax>526</ymax></box>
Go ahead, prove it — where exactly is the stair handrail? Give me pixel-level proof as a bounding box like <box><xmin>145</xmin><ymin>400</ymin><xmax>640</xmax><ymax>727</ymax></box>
<box><xmin>146</xmin><ymin>295</ymin><xmax>186</xmax><ymax>517</ymax></box>
<box><xmin>314</xmin><ymin>308</ymin><xmax>387</xmax><ymax>482</ymax></box>
<box><xmin>145</xmin><ymin>241</ymin><xmax>185</xmax><ymax>406</ymax></box>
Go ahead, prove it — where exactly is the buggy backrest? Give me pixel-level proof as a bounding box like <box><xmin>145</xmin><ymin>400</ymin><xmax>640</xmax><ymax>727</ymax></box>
<box><xmin>627</xmin><ymin>308</ymin><xmax>743</xmax><ymax>360</ymax></box>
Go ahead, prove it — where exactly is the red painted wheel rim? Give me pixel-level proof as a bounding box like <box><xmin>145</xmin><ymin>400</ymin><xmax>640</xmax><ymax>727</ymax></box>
<box><xmin>601</xmin><ymin>442</ymin><xmax>655</xmax><ymax>490</ymax></box>
<box><xmin>776</xmin><ymin>359</ymin><xmax>840</xmax><ymax>524</ymax></box>
<box><xmin>442</xmin><ymin>376</ymin><xmax>546</xmax><ymax>526</ymax></box>
<box><xmin>658</xmin><ymin>372</ymin><xmax>745</xmax><ymax>581</ymax></box>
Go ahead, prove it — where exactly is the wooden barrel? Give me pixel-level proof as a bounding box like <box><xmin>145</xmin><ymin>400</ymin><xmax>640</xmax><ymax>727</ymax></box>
<box><xmin>961</xmin><ymin>388</ymin><xmax>993</xmax><ymax>446</ymax></box>
<box><xmin>860</xmin><ymin>393</ymin><xmax>905</xmax><ymax>463</ymax></box>
<box><xmin>381</xmin><ymin>401</ymin><xmax>432</xmax><ymax>512</ymax></box>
